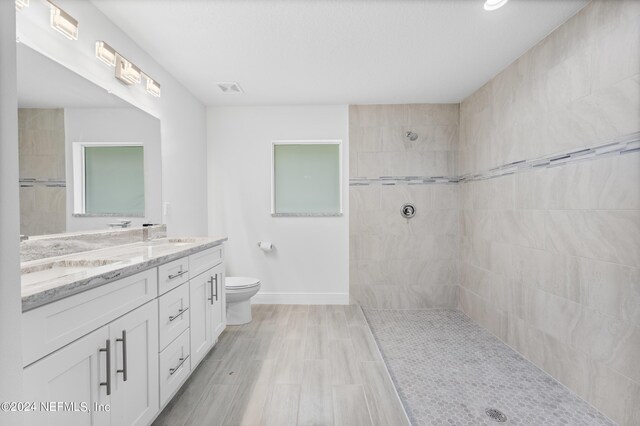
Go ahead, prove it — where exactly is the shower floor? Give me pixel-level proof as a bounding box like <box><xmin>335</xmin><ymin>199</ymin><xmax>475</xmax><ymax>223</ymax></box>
<box><xmin>362</xmin><ymin>308</ymin><xmax>615</xmax><ymax>426</ymax></box>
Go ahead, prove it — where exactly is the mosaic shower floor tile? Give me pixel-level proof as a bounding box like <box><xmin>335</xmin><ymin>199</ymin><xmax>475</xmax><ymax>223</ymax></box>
<box><xmin>363</xmin><ymin>309</ymin><xmax>615</xmax><ymax>426</ymax></box>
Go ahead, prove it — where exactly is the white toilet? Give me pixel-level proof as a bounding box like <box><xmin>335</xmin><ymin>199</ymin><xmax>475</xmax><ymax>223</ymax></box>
<box><xmin>225</xmin><ymin>277</ymin><xmax>261</xmax><ymax>325</ymax></box>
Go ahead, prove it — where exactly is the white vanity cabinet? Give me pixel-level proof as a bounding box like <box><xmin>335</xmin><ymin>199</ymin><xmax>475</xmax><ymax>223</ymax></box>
<box><xmin>22</xmin><ymin>300</ymin><xmax>158</xmax><ymax>426</ymax></box>
<box><xmin>21</xmin><ymin>241</ymin><xmax>226</xmax><ymax>426</ymax></box>
<box><xmin>109</xmin><ymin>301</ymin><xmax>159</xmax><ymax>426</ymax></box>
<box><xmin>189</xmin><ymin>247</ymin><xmax>225</xmax><ymax>369</ymax></box>
<box><xmin>23</xmin><ymin>326</ymin><xmax>111</xmax><ymax>426</ymax></box>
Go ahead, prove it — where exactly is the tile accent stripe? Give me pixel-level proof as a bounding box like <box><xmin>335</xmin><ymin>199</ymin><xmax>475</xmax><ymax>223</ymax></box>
<box><xmin>19</xmin><ymin>178</ymin><xmax>66</xmax><ymax>188</ymax></box>
<box><xmin>350</xmin><ymin>131</ymin><xmax>640</xmax><ymax>186</ymax></box>
<box><xmin>350</xmin><ymin>176</ymin><xmax>459</xmax><ymax>186</ymax></box>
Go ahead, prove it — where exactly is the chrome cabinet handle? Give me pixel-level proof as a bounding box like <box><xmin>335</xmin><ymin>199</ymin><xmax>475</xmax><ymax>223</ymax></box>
<box><xmin>99</xmin><ymin>340</ymin><xmax>111</xmax><ymax>395</ymax></box>
<box><xmin>213</xmin><ymin>274</ymin><xmax>219</xmax><ymax>302</ymax></box>
<box><xmin>168</xmin><ymin>268</ymin><xmax>188</xmax><ymax>280</ymax></box>
<box><xmin>169</xmin><ymin>356</ymin><xmax>188</xmax><ymax>376</ymax></box>
<box><xmin>169</xmin><ymin>307</ymin><xmax>189</xmax><ymax>322</ymax></box>
<box><xmin>116</xmin><ymin>330</ymin><xmax>127</xmax><ymax>382</ymax></box>
<box><xmin>208</xmin><ymin>276</ymin><xmax>214</xmax><ymax>304</ymax></box>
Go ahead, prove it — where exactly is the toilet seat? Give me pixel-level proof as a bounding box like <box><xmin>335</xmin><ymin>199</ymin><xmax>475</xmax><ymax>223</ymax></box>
<box><xmin>226</xmin><ymin>276</ymin><xmax>260</xmax><ymax>290</ymax></box>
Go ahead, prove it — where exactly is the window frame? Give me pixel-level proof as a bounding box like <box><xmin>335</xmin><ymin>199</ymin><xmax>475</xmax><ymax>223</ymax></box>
<box><xmin>271</xmin><ymin>139</ymin><xmax>343</xmax><ymax>217</ymax></box>
<box><xmin>72</xmin><ymin>142</ymin><xmax>145</xmax><ymax>216</ymax></box>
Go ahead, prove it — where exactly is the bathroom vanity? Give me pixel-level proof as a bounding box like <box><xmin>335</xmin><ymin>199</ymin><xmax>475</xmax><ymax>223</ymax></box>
<box><xmin>20</xmin><ymin>236</ymin><xmax>227</xmax><ymax>426</ymax></box>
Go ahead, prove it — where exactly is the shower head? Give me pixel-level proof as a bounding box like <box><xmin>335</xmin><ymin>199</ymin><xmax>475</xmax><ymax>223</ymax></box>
<box><xmin>405</xmin><ymin>131</ymin><xmax>418</xmax><ymax>141</ymax></box>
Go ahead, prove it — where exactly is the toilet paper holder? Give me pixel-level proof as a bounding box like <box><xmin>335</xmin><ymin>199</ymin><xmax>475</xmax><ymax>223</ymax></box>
<box><xmin>257</xmin><ymin>241</ymin><xmax>274</xmax><ymax>251</ymax></box>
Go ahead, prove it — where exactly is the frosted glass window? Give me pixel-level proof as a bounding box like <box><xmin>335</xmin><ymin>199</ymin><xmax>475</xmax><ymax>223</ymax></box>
<box><xmin>84</xmin><ymin>146</ymin><xmax>144</xmax><ymax>215</ymax></box>
<box><xmin>273</xmin><ymin>142</ymin><xmax>342</xmax><ymax>215</ymax></box>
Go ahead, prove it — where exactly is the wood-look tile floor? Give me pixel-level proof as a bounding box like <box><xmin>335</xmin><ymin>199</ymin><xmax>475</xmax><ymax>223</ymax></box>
<box><xmin>153</xmin><ymin>304</ymin><xmax>410</xmax><ymax>426</ymax></box>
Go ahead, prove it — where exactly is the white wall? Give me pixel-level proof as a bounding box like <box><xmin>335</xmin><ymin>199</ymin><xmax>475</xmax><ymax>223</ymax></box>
<box><xmin>64</xmin><ymin>107</ymin><xmax>162</xmax><ymax>231</ymax></box>
<box><xmin>207</xmin><ymin>106</ymin><xmax>349</xmax><ymax>304</ymax></box>
<box><xmin>16</xmin><ymin>0</ymin><xmax>208</xmax><ymax>236</ymax></box>
<box><xmin>0</xmin><ymin>2</ymin><xmax>24</xmax><ymax>423</ymax></box>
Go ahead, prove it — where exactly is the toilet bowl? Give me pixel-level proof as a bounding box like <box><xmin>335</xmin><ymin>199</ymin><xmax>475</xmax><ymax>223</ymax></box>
<box><xmin>225</xmin><ymin>277</ymin><xmax>261</xmax><ymax>325</ymax></box>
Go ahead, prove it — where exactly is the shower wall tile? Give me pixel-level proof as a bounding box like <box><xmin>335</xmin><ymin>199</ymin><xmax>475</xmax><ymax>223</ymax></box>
<box><xmin>516</xmin><ymin>154</ymin><xmax>640</xmax><ymax>210</ymax></box>
<box><xmin>458</xmin><ymin>2</ymin><xmax>640</xmax><ymax>424</ymax></box>
<box><xmin>19</xmin><ymin>108</ymin><xmax>66</xmax><ymax>236</ymax></box>
<box><xmin>349</xmin><ymin>104</ymin><xmax>459</xmax><ymax>309</ymax></box>
<box><xmin>579</xmin><ymin>259</ymin><xmax>640</xmax><ymax>327</ymax></box>
<box><xmin>545</xmin><ymin>210</ymin><xmax>640</xmax><ymax>268</ymax></box>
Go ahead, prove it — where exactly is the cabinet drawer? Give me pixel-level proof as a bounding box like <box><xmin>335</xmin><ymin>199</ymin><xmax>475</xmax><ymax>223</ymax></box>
<box><xmin>158</xmin><ymin>256</ymin><xmax>190</xmax><ymax>295</ymax></box>
<box><xmin>159</xmin><ymin>328</ymin><xmax>191</xmax><ymax>406</ymax></box>
<box><xmin>22</xmin><ymin>269</ymin><xmax>157</xmax><ymax>367</ymax></box>
<box><xmin>158</xmin><ymin>283</ymin><xmax>190</xmax><ymax>351</ymax></box>
<box><xmin>189</xmin><ymin>245</ymin><xmax>223</xmax><ymax>279</ymax></box>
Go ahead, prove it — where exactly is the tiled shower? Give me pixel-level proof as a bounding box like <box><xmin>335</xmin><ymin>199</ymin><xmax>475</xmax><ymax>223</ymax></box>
<box><xmin>349</xmin><ymin>1</ymin><xmax>639</xmax><ymax>424</ymax></box>
<box><xmin>18</xmin><ymin>108</ymin><xmax>66</xmax><ymax>236</ymax></box>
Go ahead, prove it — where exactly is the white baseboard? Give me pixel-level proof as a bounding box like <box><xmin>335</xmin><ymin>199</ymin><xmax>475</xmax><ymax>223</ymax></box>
<box><xmin>251</xmin><ymin>292</ymin><xmax>349</xmax><ymax>305</ymax></box>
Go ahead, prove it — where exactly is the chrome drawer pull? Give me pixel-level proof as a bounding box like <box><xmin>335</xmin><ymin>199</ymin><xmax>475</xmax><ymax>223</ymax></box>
<box><xmin>213</xmin><ymin>274</ymin><xmax>219</xmax><ymax>302</ymax></box>
<box><xmin>99</xmin><ymin>340</ymin><xmax>111</xmax><ymax>395</ymax></box>
<box><xmin>169</xmin><ymin>307</ymin><xmax>189</xmax><ymax>322</ymax></box>
<box><xmin>116</xmin><ymin>330</ymin><xmax>128</xmax><ymax>381</ymax></box>
<box><xmin>168</xmin><ymin>269</ymin><xmax>188</xmax><ymax>280</ymax></box>
<box><xmin>169</xmin><ymin>356</ymin><xmax>189</xmax><ymax>376</ymax></box>
<box><xmin>208</xmin><ymin>276</ymin><xmax>214</xmax><ymax>304</ymax></box>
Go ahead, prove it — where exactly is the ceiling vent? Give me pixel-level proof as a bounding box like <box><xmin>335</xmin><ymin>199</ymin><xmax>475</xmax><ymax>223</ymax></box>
<box><xmin>217</xmin><ymin>82</ymin><xmax>243</xmax><ymax>93</ymax></box>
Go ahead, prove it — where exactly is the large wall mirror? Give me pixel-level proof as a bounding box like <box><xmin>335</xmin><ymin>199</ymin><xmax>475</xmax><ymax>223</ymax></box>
<box><xmin>17</xmin><ymin>43</ymin><xmax>162</xmax><ymax>237</ymax></box>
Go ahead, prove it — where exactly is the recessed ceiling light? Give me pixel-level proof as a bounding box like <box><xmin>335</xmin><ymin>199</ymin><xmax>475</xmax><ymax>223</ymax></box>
<box><xmin>484</xmin><ymin>0</ymin><xmax>509</xmax><ymax>11</ymax></box>
<box><xmin>217</xmin><ymin>82</ymin><xmax>243</xmax><ymax>93</ymax></box>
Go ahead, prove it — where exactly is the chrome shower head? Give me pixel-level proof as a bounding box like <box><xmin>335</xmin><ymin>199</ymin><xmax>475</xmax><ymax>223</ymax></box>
<box><xmin>405</xmin><ymin>131</ymin><xmax>418</xmax><ymax>141</ymax></box>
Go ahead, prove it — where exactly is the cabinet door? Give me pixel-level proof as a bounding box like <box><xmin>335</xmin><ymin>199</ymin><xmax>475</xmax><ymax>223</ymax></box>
<box><xmin>23</xmin><ymin>326</ymin><xmax>111</xmax><ymax>426</ymax></box>
<box><xmin>189</xmin><ymin>272</ymin><xmax>213</xmax><ymax>368</ymax></box>
<box><xmin>210</xmin><ymin>263</ymin><xmax>226</xmax><ymax>340</ymax></box>
<box><xmin>109</xmin><ymin>301</ymin><xmax>159</xmax><ymax>426</ymax></box>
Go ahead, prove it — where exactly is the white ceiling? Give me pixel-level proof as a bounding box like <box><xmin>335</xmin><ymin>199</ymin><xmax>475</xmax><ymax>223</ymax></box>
<box><xmin>17</xmin><ymin>43</ymin><xmax>130</xmax><ymax>108</ymax></box>
<box><xmin>92</xmin><ymin>0</ymin><xmax>588</xmax><ymax>106</ymax></box>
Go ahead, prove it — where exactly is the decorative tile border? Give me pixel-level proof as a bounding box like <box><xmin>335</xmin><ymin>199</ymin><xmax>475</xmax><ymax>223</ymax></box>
<box><xmin>349</xmin><ymin>176</ymin><xmax>459</xmax><ymax>186</ymax></box>
<box><xmin>350</xmin><ymin>131</ymin><xmax>640</xmax><ymax>186</ymax></box>
<box><xmin>19</xmin><ymin>178</ymin><xmax>66</xmax><ymax>188</ymax></box>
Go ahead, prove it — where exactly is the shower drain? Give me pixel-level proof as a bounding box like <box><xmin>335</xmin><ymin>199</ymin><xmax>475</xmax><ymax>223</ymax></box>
<box><xmin>485</xmin><ymin>408</ymin><xmax>508</xmax><ymax>422</ymax></box>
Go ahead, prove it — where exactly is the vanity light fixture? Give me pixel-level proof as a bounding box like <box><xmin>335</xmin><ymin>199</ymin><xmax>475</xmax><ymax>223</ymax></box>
<box><xmin>115</xmin><ymin>53</ymin><xmax>141</xmax><ymax>85</ymax></box>
<box><xmin>15</xmin><ymin>0</ymin><xmax>29</xmax><ymax>11</ymax></box>
<box><xmin>47</xmin><ymin>1</ymin><xmax>79</xmax><ymax>40</ymax></box>
<box><xmin>95</xmin><ymin>41</ymin><xmax>117</xmax><ymax>67</ymax></box>
<box><xmin>94</xmin><ymin>41</ymin><xmax>161</xmax><ymax>98</ymax></box>
<box><xmin>143</xmin><ymin>74</ymin><xmax>161</xmax><ymax>97</ymax></box>
<box><xmin>483</xmin><ymin>0</ymin><xmax>509</xmax><ymax>11</ymax></box>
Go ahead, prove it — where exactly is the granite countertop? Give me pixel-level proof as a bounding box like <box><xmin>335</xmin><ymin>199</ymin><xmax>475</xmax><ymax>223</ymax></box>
<box><xmin>21</xmin><ymin>236</ymin><xmax>227</xmax><ymax>312</ymax></box>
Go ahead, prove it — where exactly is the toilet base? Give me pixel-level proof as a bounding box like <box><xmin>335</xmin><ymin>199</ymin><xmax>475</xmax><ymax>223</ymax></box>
<box><xmin>226</xmin><ymin>299</ymin><xmax>252</xmax><ymax>325</ymax></box>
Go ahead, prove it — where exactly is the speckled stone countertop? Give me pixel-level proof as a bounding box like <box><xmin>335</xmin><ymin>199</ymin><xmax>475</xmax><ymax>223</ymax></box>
<box><xmin>21</xmin><ymin>236</ymin><xmax>227</xmax><ymax>312</ymax></box>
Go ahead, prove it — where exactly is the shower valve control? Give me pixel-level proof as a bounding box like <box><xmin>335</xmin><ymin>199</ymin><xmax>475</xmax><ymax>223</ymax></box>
<box><xmin>401</xmin><ymin>203</ymin><xmax>416</xmax><ymax>219</ymax></box>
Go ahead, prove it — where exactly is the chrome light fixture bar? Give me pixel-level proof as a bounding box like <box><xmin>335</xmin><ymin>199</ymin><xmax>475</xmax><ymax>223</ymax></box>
<box><xmin>47</xmin><ymin>1</ymin><xmax>79</xmax><ymax>40</ymax></box>
<box><xmin>15</xmin><ymin>0</ymin><xmax>29</xmax><ymax>11</ymax></box>
<box><xmin>143</xmin><ymin>74</ymin><xmax>161</xmax><ymax>97</ymax></box>
<box><xmin>95</xmin><ymin>41</ymin><xmax>117</xmax><ymax>67</ymax></box>
<box><xmin>115</xmin><ymin>53</ymin><xmax>141</xmax><ymax>85</ymax></box>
